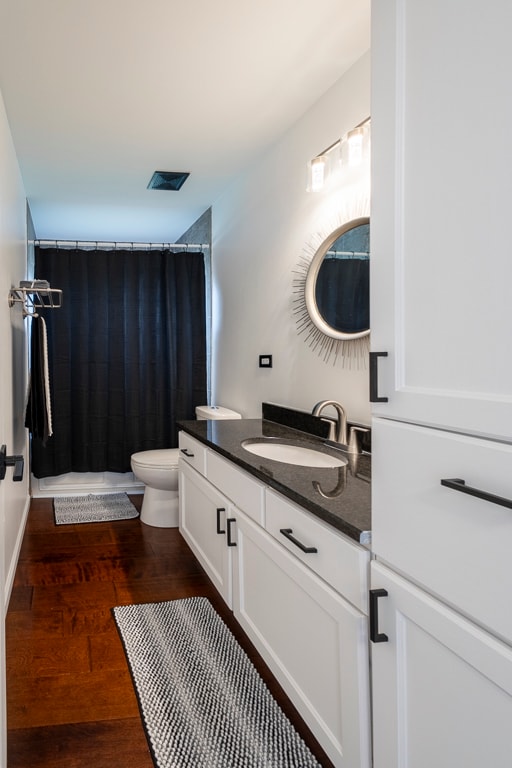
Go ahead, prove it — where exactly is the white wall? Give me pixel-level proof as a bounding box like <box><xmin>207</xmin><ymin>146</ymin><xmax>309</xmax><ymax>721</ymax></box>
<box><xmin>212</xmin><ymin>52</ymin><xmax>371</xmax><ymax>423</ymax></box>
<box><xmin>0</xmin><ymin>85</ymin><xmax>30</xmax><ymax>768</ymax></box>
<box><xmin>0</xmin><ymin>89</ymin><xmax>30</xmax><ymax>601</ymax></box>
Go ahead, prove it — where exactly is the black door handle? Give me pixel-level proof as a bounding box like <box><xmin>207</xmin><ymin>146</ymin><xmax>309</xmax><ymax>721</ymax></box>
<box><xmin>369</xmin><ymin>351</ymin><xmax>389</xmax><ymax>403</ymax></box>
<box><xmin>441</xmin><ymin>478</ymin><xmax>512</xmax><ymax>510</ymax></box>
<box><xmin>369</xmin><ymin>588</ymin><xmax>389</xmax><ymax>643</ymax></box>
<box><xmin>180</xmin><ymin>448</ymin><xmax>195</xmax><ymax>458</ymax></box>
<box><xmin>0</xmin><ymin>445</ymin><xmax>24</xmax><ymax>482</ymax></box>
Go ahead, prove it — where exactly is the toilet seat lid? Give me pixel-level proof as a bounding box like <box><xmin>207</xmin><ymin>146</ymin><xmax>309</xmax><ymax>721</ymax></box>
<box><xmin>131</xmin><ymin>448</ymin><xmax>180</xmax><ymax>469</ymax></box>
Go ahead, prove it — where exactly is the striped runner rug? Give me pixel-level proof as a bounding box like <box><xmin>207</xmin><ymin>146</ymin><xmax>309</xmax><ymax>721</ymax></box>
<box><xmin>113</xmin><ymin>597</ymin><xmax>322</xmax><ymax>768</ymax></box>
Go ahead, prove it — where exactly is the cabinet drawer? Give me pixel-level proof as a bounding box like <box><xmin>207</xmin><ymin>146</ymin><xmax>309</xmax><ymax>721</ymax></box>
<box><xmin>206</xmin><ymin>451</ymin><xmax>265</xmax><ymax>525</ymax></box>
<box><xmin>178</xmin><ymin>431</ymin><xmax>207</xmax><ymax>475</ymax></box>
<box><xmin>265</xmin><ymin>489</ymin><xmax>369</xmax><ymax>613</ymax></box>
<box><xmin>372</xmin><ymin>418</ymin><xmax>512</xmax><ymax>643</ymax></box>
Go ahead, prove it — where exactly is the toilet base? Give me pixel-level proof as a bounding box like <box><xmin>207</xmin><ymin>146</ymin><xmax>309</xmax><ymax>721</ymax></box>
<box><xmin>140</xmin><ymin>487</ymin><xmax>179</xmax><ymax>527</ymax></box>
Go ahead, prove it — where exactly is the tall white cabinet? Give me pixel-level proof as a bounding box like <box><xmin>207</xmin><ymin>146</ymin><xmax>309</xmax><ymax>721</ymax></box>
<box><xmin>370</xmin><ymin>1</ymin><xmax>512</xmax><ymax>765</ymax></box>
<box><xmin>370</xmin><ymin>0</ymin><xmax>512</xmax><ymax>440</ymax></box>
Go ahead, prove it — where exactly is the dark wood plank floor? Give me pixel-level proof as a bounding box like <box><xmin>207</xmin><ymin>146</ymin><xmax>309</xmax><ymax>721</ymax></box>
<box><xmin>6</xmin><ymin>496</ymin><xmax>334</xmax><ymax>768</ymax></box>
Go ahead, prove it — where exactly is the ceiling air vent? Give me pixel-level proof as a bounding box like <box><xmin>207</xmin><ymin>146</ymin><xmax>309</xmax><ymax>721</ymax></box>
<box><xmin>147</xmin><ymin>171</ymin><xmax>190</xmax><ymax>191</ymax></box>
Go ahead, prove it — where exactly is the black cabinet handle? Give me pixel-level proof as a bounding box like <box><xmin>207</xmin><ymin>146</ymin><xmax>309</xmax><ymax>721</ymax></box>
<box><xmin>216</xmin><ymin>507</ymin><xmax>226</xmax><ymax>535</ymax></box>
<box><xmin>0</xmin><ymin>445</ymin><xmax>24</xmax><ymax>482</ymax></box>
<box><xmin>226</xmin><ymin>518</ymin><xmax>237</xmax><ymax>547</ymax></box>
<box><xmin>441</xmin><ymin>478</ymin><xmax>512</xmax><ymax>510</ymax></box>
<box><xmin>369</xmin><ymin>588</ymin><xmax>389</xmax><ymax>643</ymax></box>
<box><xmin>279</xmin><ymin>528</ymin><xmax>318</xmax><ymax>554</ymax></box>
<box><xmin>180</xmin><ymin>448</ymin><xmax>195</xmax><ymax>457</ymax></box>
<box><xmin>369</xmin><ymin>351</ymin><xmax>389</xmax><ymax>403</ymax></box>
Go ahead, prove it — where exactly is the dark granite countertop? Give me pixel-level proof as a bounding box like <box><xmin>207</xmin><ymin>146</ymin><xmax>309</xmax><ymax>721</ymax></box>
<box><xmin>178</xmin><ymin>418</ymin><xmax>371</xmax><ymax>546</ymax></box>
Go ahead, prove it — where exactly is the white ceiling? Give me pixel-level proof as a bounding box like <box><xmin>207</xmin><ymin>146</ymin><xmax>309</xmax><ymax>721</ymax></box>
<box><xmin>0</xmin><ymin>0</ymin><xmax>370</xmax><ymax>242</ymax></box>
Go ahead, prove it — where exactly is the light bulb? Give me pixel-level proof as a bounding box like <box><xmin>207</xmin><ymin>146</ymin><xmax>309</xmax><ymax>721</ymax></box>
<box><xmin>310</xmin><ymin>155</ymin><xmax>327</xmax><ymax>191</ymax></box>
<box><xmin>347</xmin><ymin>127</ymin><xmax>364</xmax><ymax>166</ymax></box>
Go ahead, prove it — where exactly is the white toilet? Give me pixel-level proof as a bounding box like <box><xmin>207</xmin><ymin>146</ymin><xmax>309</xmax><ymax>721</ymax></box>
<box><xmin>131</xmin><ymin>405</ymin><xmax>241</xmax><ymax>527</ymax></box>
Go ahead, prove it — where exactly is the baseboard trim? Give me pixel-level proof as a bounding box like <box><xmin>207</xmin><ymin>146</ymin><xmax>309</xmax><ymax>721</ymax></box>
<box><xmin>4</xmin><ymin>493</ymin><xmax>30</xmax><ymax>614</ymax></box>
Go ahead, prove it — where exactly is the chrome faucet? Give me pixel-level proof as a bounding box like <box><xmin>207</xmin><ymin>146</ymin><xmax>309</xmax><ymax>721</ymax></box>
<box><xmin>312</xmin><ymin>400</ymin><xmax>348</xmax><ymax>445</ymax></box>
<box><xmin>347</xmin><ymin>425</ymin><xmax>370</xmax><ymax>455</ymax></box>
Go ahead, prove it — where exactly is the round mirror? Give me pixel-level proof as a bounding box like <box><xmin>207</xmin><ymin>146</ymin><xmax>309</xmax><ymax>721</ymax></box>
<box><xmin>304</xmin><ymin>217</ymin><xmax>370</xmax><ymax>340</ymax></box>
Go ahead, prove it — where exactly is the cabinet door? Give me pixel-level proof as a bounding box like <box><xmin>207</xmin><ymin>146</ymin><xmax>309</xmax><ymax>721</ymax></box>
<box><xmin>233</xmin><ymin>512</ymin><xmax>371</xmax><ymax>768</ymax></box>
<box><xmin>370</xmin><ymin>0</ymin><xmax>512</xmax><ymax>440</ymax></box>
<box><xmin>178</xmin><ymin>461</ymin><xmax>233</xmax><ymax>608</ymax></box>
<box><xmin>371</xmin><ymin>561</ymin><xmax>512</xmax><ymax>768</ymax></box>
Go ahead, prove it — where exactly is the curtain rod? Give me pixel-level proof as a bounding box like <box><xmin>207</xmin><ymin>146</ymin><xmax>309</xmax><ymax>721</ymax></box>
<box><xmin>31</xmin><ymin>239</ymin><xmax>209</xmax><ymax>251</ymax></box>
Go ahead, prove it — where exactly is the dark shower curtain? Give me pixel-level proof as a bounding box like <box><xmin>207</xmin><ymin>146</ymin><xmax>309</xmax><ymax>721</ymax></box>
<box><xmin>30</xmin><ymin>247</ymin><xmax>207</xmax><ymax>479</ymax></box>
<box><xmin>315</xmin><ymin>258</ymin><xmax>369</xmax><ymax>333</ymax></box>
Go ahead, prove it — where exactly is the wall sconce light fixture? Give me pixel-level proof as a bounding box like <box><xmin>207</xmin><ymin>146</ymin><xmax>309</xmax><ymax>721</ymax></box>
<box><xmin>309</xmin><ymin>155</ymin><xmax>329</xmax><ymax>192</ymax></box>
<box><xmin>308</xmin><ymin>118</ymin><xmax>370</xmax><ymax>192</ymax></box>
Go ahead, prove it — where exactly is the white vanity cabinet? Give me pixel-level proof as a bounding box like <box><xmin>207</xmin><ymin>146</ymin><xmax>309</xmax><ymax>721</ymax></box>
<box><xmin>370</xmin><ymin>1</ymin><xmax>512</xmax><ymax>765</ymax></box>
<box><xmin>178</xmin><ymin>430</ymin><xmax>371</xmax><ymax>768</ymax></box>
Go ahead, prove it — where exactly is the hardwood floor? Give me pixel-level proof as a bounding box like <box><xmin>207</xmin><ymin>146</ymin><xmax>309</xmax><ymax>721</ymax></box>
<box><xmin>6</xmin><ymin>496</ymin><xmax>334</xmax><ymax>768</ymax></box>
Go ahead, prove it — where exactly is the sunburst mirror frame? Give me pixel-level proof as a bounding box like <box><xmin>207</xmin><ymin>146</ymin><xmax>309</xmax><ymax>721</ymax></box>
<box><xmin>292</xmin><ymin>194</ymin><xmax>370</xmax><ymax>366</ymax></box>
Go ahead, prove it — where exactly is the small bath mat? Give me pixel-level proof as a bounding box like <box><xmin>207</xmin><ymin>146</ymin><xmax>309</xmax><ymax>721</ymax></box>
<box><xmin>113</xmin><ymin>597</ymin><xmax>322</xmax><ymax>768</ymax></box>
<box><xmin>54</xmin><ymin>493</ymin><xmax>139</xmax><ymax>525</ymax></box>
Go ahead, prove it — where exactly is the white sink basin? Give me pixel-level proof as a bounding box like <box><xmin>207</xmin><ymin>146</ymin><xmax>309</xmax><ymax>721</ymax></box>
<box><xmin>241</xmin><ymin>439</ymin><xmax>347</xmax><ymax>468</ymax></box>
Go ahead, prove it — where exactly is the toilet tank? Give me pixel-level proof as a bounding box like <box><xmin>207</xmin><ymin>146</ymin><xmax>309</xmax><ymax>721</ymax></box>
<box><xmin>195</xmin><ymin>405</ymin><xmax>242</xmax><ymax>420</ymax></box>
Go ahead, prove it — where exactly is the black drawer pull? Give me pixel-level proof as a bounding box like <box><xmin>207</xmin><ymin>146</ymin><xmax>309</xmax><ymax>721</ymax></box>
<box><xmin>441</xmin><ymin>478</ymin><xmax>512</xmax><ymax>510</ymax></box>
<box><xmin>216</xmin><ymin>507</ymin><xmax>226</xmax><ymax>535</ymax></box>
<box><xmin>369</xmin><ymin>588</ymin><xmax>389</xmax><ymax>643</ymax></box>
<box><xmin>226</xmin><ymin>518</ymin><xmax>237</xmax><ymax>547</ymax></box>
<box><xmin>279</xmin><ymin>528</ymin><xmax>318</xmax><ymax>554</ymax></box>
<box><xmin>369</xmin><ymin>351</ymin><xmax>389</xmax><ymax>403</ymax></box>
<box><xmin>180</xmin><ymin>448</ymin><xmax>195</xmax><ymax>458</ymax></box>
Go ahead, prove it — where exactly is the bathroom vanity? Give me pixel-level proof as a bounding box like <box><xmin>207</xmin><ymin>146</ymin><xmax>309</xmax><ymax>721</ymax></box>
<box><xmin>178</xmin><ymin>419</ymin><xmax>371</xmax><ymax>768</ymax></box>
